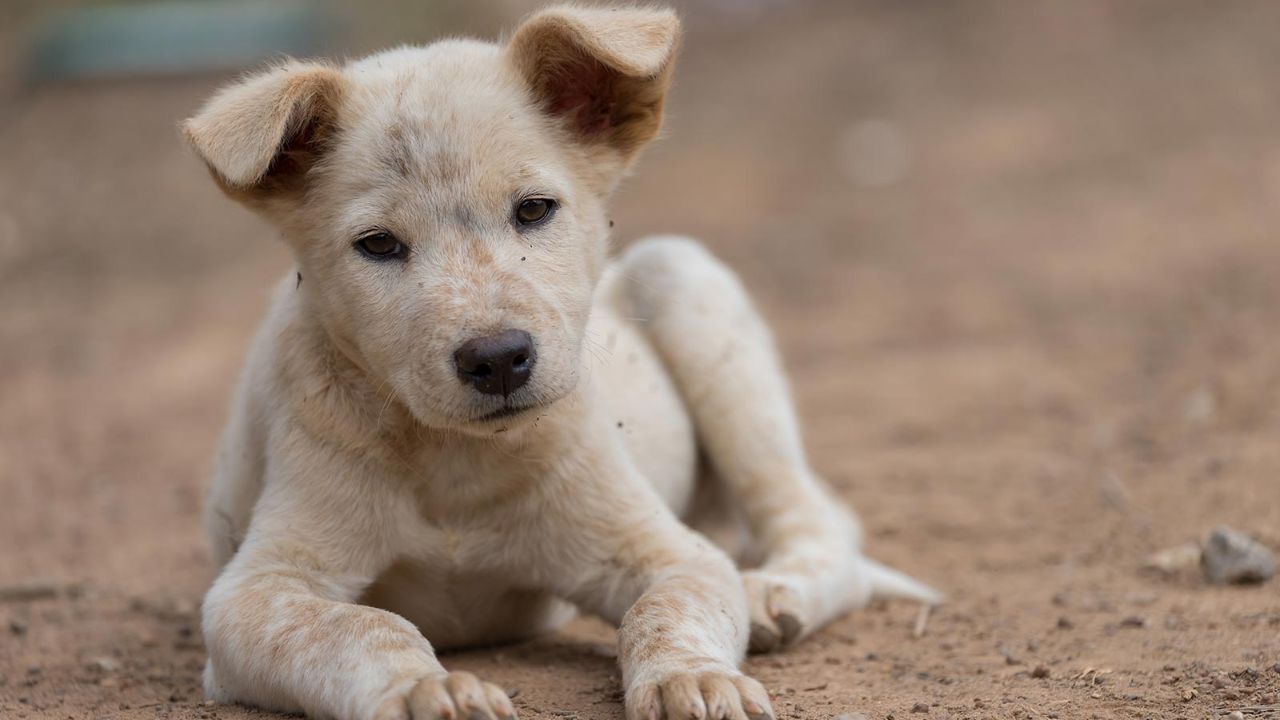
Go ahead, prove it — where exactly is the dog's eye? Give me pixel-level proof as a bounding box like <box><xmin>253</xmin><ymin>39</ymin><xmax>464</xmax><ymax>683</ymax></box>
<box><xmin>515</xmin><ymin>198</ymin><xmax>556</xmax><ymax>226</ymax></box>
<box><xmin>355</xmin><ymin>232</ymin><xmax>407</xmax><ymax>260</ymax></box>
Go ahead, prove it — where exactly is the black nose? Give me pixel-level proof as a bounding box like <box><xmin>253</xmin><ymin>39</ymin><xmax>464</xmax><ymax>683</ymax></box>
<box><xmin>454</xmin><ymin>329</ymin><xmax>536</xmax><ymax>396</ymax></box>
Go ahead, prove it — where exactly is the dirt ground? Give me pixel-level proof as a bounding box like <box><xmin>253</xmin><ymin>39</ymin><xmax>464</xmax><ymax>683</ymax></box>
<box><xmin>2</xmin><ymin>2</ymin><xmax>1279</xmax><ymax>719</ymax></box>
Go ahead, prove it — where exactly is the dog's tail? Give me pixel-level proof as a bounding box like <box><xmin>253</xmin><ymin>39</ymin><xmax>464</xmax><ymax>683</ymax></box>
<box><xmin>862</xmin><ymin>556</ymin><xmax>944</xmax><ymax>605</ymax></box>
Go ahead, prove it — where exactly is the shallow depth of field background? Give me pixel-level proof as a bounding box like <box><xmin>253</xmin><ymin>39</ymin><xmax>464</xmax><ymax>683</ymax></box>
<box><xmin>2</xmin><ymin>2</ymin><xmax>1279</xmax><ymax>719</ymax></box>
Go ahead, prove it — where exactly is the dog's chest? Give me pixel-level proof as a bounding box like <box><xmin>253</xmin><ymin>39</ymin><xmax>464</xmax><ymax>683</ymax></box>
<box><xmin>360</xmin><ymin>540</ymin><xmax>565</xmax><ymax>649</ymax></box>
<box><xmin>364</xmin><ymin>479</ymin><xmax>564</xmax><ymax>648</ymax></box>
<box><xmin>403</xmin><ymin>515</ymin><xmax>512</xmax><ymax>571</ymax></box>
<box><xmin>396</xmin><ymin>452</ymin><xmax>544</xmax><ymax>569</ymax></box>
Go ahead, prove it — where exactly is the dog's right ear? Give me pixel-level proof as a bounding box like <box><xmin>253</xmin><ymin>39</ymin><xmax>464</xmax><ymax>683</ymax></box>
<box><xmin>507</xmin><ymin>5</ymin><xmax>680</xmax><ymax>171</ymax></box>
<box><xmin>183</xmin><ymin>60</ymin><xmax>343</xmax><ymax>197</ymax></box>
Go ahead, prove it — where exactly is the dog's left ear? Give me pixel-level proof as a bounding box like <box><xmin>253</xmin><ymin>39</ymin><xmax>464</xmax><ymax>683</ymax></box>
<box><xmin>508</xmin><ymin>4</ymin><xmax>680</xmax><ymax>167</ymax></box>
<box><xmin>183</xmin><ymin>60</ymin><xmax>344</xmax><ymax>200</ymax></box>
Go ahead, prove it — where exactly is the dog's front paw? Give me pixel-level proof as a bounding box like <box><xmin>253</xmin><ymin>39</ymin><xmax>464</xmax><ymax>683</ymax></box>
<box><xmin>375</xmin><ymin>671</ymin><xmax>517</xmax><ymax>720</ymax></box>
<box><xmin>743</xmin><ymin>570</ymin><xmax>810</xmax><ymax>654</ymax></box>
<box><xmin>626</xmin><ymin>669</ymin><xmax>773</xmax><ymax>720</ymax></box>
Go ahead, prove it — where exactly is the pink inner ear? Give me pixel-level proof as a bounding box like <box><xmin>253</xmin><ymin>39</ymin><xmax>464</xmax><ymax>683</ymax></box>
<box><xmin>544</xmin><ymin>57</ymin><xmax>616</xmax><ymax>138</ymax></box>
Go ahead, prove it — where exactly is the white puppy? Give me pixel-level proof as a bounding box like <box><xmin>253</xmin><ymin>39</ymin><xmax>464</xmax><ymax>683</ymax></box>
<box><xmin>185</xmin><ymin>6</ymin><xmax>937</xmax><ymax>720</ymax></box>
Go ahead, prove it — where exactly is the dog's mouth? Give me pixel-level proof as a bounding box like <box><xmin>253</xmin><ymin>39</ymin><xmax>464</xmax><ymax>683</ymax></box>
<box><xmin>474</xmin><ymin>403</ymin><xmax>537</xmax><ymax>423</ymax></box>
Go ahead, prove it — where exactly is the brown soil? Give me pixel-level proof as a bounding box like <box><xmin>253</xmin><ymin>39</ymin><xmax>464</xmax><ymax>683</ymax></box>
<box><xmin>2</xmin><ymin>2</ymin><xmax>1278</xmax><ymax>720</ymax></box>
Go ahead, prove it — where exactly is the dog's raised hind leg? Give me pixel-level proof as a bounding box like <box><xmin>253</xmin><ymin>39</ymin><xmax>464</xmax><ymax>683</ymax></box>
<box><xmin>617</xmin><ymin>236</ymin><xmax>940</xmax><ymax>653</ymax></box>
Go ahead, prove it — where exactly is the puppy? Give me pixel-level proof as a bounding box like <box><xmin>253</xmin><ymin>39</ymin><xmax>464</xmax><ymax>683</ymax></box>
<box><xmin>185</xmin><ymin>6</ymin><xmax>938</xmax><ymax>720</ymax></box>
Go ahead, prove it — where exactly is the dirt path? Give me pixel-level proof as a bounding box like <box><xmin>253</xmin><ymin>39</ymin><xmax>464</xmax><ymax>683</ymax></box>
<box><xmin>2</xmin><ymin>2</ymin><xmax>1278</xmax><ymax>719</ymax></box>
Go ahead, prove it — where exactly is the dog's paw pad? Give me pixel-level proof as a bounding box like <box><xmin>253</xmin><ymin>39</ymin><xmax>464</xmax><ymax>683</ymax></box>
<box><xmin>766</xmin><ymin>583</ymin><xmax>807</xmax><ymax>646</ymax></box>
<box><xmin>748</xmin><ymin>619</ymin><xmax>781</xmax><ymax>654</ymax></box>
<box><xmin>773</xmin><ymin>610</ymin><xmax>804</xmax><ymax>646</ymax></box>
<box><xmin>744</xmin><ymin>571</ymin><xmax>809</xmax><ymax>654</ymax></box>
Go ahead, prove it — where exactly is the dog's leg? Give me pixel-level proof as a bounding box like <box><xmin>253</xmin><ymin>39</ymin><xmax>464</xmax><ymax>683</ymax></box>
<box><xmin>516</xmin><ymin>421</ymin><xmax>772</xmax><ymax>720</ymax></box>
<box><xmin>618</xmin><ymin>236</ymin><xmax>938</xmax><ymax>652</ymax></box>
<box><xmin>203</xmin><ymin>432</ymin><xmax>516</xmax><ymax>720</ymax></box>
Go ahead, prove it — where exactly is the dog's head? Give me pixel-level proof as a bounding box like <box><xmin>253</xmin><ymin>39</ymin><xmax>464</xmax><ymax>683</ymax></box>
<box><xmin>185</xmin><ymin>6</ymin><xmax>679</xmax><ymax>434</ymax></box>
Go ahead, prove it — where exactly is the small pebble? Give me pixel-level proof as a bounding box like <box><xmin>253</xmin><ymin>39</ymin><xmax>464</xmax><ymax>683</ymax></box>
<box><xmin>1143</xmin><ymin>543</ymin><xmax>1202</xmax><ymax>575</ymax></box>
<box><xmin>1031</xmin><ymin>664</ymin><xmax>1051</xmax><ymax>679</ymax></box>
<box><xmin>9</xmin><ymin>618</ymin><xmax>28</xmax><ymax>635</ymax></box>
<box><xmin>1201</xmin><ymin>526</ymin><xmax>1276</xmax><ymax>584</ymax></box>
<box><xmin>910</xmin><ymin>702</ymin><xmax>929</xmax><ymax>714</ymax></box>
<box><xmin>1119</xmin><ymin>616</ymin><xmax>1146</xmax><ymax>628</ymax></box>
<box><xmin>1001</xmin><ymin>646</ymin><xmax>1021</xmax><ymax>665</ymax></box>
<box><xmin>1056</xmin><ymin>616</ymin><xmax>1073</xmax><ymax>630</ymax></box>
<box><xmin>1227</xmin><ymin>712</ymin><xmax>1244</xmax><ymax>720</ymax></box>
<box><xmin>87</xmin><ymin>656</ymin><xmax>121</xmax><ymax>673</ymax></box>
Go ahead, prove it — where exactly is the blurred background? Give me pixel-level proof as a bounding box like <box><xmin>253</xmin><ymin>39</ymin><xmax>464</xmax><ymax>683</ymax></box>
<box><xmin>2</xmin><ymin>2</ymin><xmax>1279</xmax><ymax>719</ymax></box>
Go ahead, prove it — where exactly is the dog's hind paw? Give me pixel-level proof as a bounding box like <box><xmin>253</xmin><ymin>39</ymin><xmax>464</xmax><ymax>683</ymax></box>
<box><xmin>743</xmin><ymin>571</ymin><xmax>808</xmax><ymax>654</ymax></box>
<box><xmin>744</xmin><ymin>556</ymin><xmax>941</xmax><ymax>653</ymax></box>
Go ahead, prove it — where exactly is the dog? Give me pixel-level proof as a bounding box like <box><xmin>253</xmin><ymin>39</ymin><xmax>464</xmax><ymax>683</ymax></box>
<box><xmin>184</xmin><ymin>5</ymin><xmax>938</xmax><ymax>720</ymax></box>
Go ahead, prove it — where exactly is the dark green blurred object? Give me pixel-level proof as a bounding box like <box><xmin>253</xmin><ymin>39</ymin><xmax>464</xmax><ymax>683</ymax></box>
<box><xmin>26</xmin><ymin>0</ymin><xmax>331</xmax><ymax>82</ymax></box>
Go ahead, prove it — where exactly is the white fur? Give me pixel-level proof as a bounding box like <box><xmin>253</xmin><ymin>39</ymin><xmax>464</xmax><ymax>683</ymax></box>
<box><xmin>186</xmin><ymin>7</ymin><xmax>935</xmax><ymax>720</ymax></box>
